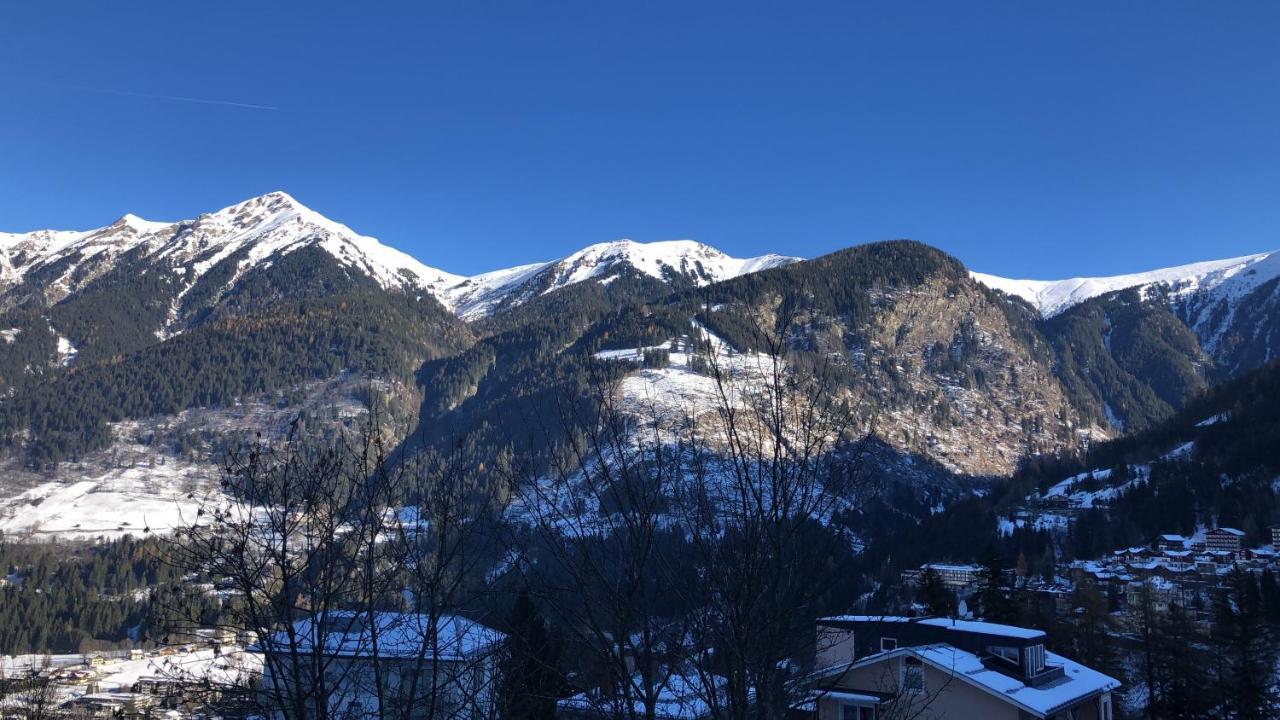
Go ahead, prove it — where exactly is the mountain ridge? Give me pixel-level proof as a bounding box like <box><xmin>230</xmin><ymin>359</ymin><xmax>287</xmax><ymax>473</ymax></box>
<box><xmin>971</xmin><ymin>249</ymin><xmax>1279</xmax><ymax>318</ymax></box>
<box><xmin>11</xmin><ymin>190</ymin><xmax>1276</xmax><ymax>328</ymax></box>
<box><xmin>2</xmin><ymin>190</ymin><xmax>1278</xmax><ymax>472</ymax></box>
<box><xmin>2</xmin><ymin>192</ymin><xmax>799</xmax><ymax>322</ymax></box>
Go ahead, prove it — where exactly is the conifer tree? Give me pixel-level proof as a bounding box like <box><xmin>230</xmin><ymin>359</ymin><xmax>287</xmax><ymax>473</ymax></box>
<box><xmin>1212</xmin><ymin>566</ymin><xmax>1278</xmax><ymax>719</ymax></box>
<box><xmin>974</xmin><ymin>549</ymin><xmax>1013</xmax><ymax>623</ymax></box>
<box><xmin>917</xmin><ymin>568</ymin><xmax>956</xmax><ymax>617</ymax></box>
<box><xmin>497</xmin><ymin>591</ymin><xmax>563</xmax><ymax>720</ymax></box>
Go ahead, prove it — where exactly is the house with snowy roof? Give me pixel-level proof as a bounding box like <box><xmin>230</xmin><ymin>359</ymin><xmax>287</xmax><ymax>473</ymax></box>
<box><xmin>257</xmin><ymin>611</ymin><xmax>505</xmax><ymax>720</ymax></box>
<box><xmin>806</xmin><ymin>616</ymin><xmax>1119</xmax><ymax>720</ymax></box>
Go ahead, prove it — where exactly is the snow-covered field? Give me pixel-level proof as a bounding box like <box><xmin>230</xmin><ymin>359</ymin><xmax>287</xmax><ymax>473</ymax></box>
<box><xmin>0</xmin><ymin>647</ymin><xmax>262</xmax><ymax>706</ymax></box>
<box><xmin>0</xmin><ymin>462</ymin><xmax>215</xmax><ymax>540</ymax></box>
<box><xmin>96</xmin><ymin>648</ymin><xmax>261</xmax><ymax>690</ymax></box>
<box><xmin>594</xmin><ymin>321</ymin><xmax>777</xmax><ymax>423</ymax></box>
<box><xmin>0</xmin><ymin>377</ymin><xmax>383</xmax><ymax>541</ymax></box>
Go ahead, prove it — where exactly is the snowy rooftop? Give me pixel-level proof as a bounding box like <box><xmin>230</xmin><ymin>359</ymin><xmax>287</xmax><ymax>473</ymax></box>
<box><xmin>819</xmin><ymin>615</ymin><xmax>916</xmax><ymax>624</ymax></box>
<box><xmin>909</xmin><ymin>644</ymin><xmax>1119</xmax><ymax>717</ymax></box>
<box><xmin>915</xmin><ymin>618</ymin><xmax>1045</xmax><ymax>640</ymax></box>
<box><xmin>819</xmin><ymin>616</ymin><xmax>1047</xmax><ymax>640</ymax></box>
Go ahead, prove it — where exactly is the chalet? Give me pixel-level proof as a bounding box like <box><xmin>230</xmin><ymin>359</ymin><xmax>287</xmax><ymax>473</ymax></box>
<box><xmin>1205</xmin><ymin>527</ymin><xmax>1245</xmax><ymax>556</ymax></box>
<box><xmin>1157</xmin><ymin>534</ymin><xmax>1188</xmax><ymax>552</ymax></box>
<box><xmin>807</xmin><ymin>616</ymin><xmax>1119</xmax><ymax>720</ymax></box>
<box><xmin>1272</xmin><ymin>525</ymin><xmax>1280</xmax><ymax>554</ymax></box>
<box><xmin>257</xmin><ymin>611</ymin><xmax>504</xmax><ymax>720</ymax></box>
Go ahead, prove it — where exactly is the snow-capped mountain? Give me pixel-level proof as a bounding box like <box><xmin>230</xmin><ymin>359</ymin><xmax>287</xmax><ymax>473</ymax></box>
<box><xmin>970</xmin><ymin>250</ymin><xmax>1279</xmax><ymax>318</ymax></box>
<box><xmin>2</xmin><ymin>192</ymin><xmax>796</xmax><ymax>321</ymax></box>
<box><xmin>973</xmin><ymin>249</ymin><xmax>1280</xmax><ymax>373</ymax></box>
<box><xmin>439</xmin><ymin>239</ymin><xmax>798</xmax><ymax>319</ymax></box>
<box><xmin>0</xmin><ymin>191</ymin><xmax>463</xmax><ymax>305</ymax></box>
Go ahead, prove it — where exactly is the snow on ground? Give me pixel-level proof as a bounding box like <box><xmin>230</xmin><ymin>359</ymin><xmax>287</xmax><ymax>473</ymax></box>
<box><xmin>0</xmin><ymin>648</ymin><xmax>262</xmax><ymax>698</ymax></box>
<box><xmin>96</xmin><ymin>648</ymin><xmax>262</xmax><ymax>690</ymax></box>
<box><xmin>1036</xmin><ymin>464</ymin><xmax>1150</xmax><ymax>509</ymax></box>
<box><xmin>0</xmin><ymin>461</ymin><xmax>215</xmax><ymax>540</ymax></box>
<box><xmin>1163</xmin><ymin>441</ymin><xmax>1196</xmax><ymax>461</ymax></box>
<box><xmin>54</xmin><ymin>333</ymin><xmax>77</xmax><ymax>366</ymax></box>
<box><xmin>998</xmin><ymin>513</ymin><xmax>1070</xmax><ymax>536</ymax></box>
<box><xmin>1195</xmin><ymin>412</ymin><xmax>1230</xmax><ymax>427</ymax></box>
<box><xmin>1103</xmin><ymin>402</ymin><xmax>1124</xmax><ymax>431</ymax></box>
<box><xmin>5</xmin><ymin>195</ymin><xmax>800</xmax><ymax>321</ymax></box>
<box><xmin>441</xmin><ymin>240</ymin><xmax>798</xmax><ymax>319</ymax></box>
<box><xmin>439</xmin><ymin>260</ymin><xmax>552</xmax><ymax>319</ymax></box>
<box><xmin>594</xmin><ymin>324</ymin><xmax>776</xmax><ymax>423</ymax></box>
<box><xmin>540</xmin><ymin>239</ymin><xmax>793</xmax><ymax>292</ymax></box>
<box><xmin>971</xmin><ymin>250</ymin><xmax>1277</xmax><ymax>317</ymax></box>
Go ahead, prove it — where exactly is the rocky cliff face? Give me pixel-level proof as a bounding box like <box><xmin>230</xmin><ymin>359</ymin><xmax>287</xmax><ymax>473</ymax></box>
<box><xmin>609</xmin><ymin>241</ymin><xmax>1102</xmax><ymax>477</ymax></box>
<box><xmin>842</xmin><ymin>275</ymin><xmax>1091</xmax><ymax>476</ymax></box>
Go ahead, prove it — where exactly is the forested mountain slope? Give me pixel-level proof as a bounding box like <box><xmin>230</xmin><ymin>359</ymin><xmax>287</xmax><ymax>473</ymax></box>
<box><xmin>976</xmin><ymin>249</ymin><xmax>1280</xmax><ymax>431</ymax></box>
<box><xmin>1</xmin><ymin>190</ymin><xmax>1276</xmax><ymax>537</ymax></box>
<box><xmin>413</xmin><ymin>241</ymin><xmax>1099</xmax><ymax>477</ymax></box>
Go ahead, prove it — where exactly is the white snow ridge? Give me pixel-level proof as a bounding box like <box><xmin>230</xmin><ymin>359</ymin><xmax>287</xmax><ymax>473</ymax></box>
<box><xmin>437</xmin><ymin>239</ymin><xmax>798</xmax><ymax>319</ymax></box>
<box><xmin>1</xmin><ymin>193</ymin><xmax>797</xmax><ymax>320</ymax></box>
<box><xmin>971</xmin><ymin>250</ymin><xmax>1279</xmax><ymax>317</ymax></box>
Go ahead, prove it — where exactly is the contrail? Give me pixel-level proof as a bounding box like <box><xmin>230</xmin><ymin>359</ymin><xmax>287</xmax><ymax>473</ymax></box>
<box><xmin>53</xmin><ymin>82</ymin><xmax>278</xmax><ymax>111</ymax></box>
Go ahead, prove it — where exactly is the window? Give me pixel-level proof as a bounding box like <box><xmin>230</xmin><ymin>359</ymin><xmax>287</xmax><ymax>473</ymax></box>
<box><xmin>902</xmin><ymin>657</ymin><xmax>925</xmax><ymax>693</ymax></box>
<box><xmin>989</xmin><ymin>645</ymin><xmax>1019</xmax><ymax>665</ymax></box>
<box><xmin>842</xmin><ymin>705</ymin><xmax>875</xmax><ymax>720</ymax></box>
<box><xmin>1025</xmin><ymin>644</ymin><xmax>1046</xmax><ymax>675</ymax></box>
<box><xmin>880</xmin><ymin>637</ymin><xmax>897</xmax><ymax>651</ymax></box>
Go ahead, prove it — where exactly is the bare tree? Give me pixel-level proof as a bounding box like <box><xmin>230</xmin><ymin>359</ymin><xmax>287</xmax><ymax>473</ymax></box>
<box><xmin>672</xmin><ymin>308</ymin><xmax>879</xmax><ymax>720</ymax></box>
<box><xmin>508</xmin><ymin>305</ymin><xmax>885</xmax><ymax>720</ymax></box>
<box><xmin>165</xmin><ymin>410</ymin><xmax>505</xmax><ymax>720</ymax></box>
<box><xmin>0</xmin><ymin>655</ymin><xmax>60</xmax><ymax>720</ymax></box>
<box><xmin>505</xmin><ymin>370</ymin><xmax>695</xmax><ymax>720</ymax></box>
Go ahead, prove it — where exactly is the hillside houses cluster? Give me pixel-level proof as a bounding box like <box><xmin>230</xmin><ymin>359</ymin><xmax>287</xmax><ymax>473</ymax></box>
<box><xmin>908</xmin><ymin>525</ymin><xmax>1280</xmax><ymax>638</ymax></box>
<box><xmin>1062</xmin><ymin>526</ymin><xmax>1279</xmax><ymax>631</ymax></box>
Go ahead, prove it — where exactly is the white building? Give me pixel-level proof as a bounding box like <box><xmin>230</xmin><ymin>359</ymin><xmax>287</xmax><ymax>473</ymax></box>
<box><xmin>1205</xmin><ymin>527</ymin><xmax>1245</xmax><ymax>557</ymax></box>
<box><xmin>259</xmin><ymin>611</ymin><xmax>504</xmax><ymax>720</ymax></box>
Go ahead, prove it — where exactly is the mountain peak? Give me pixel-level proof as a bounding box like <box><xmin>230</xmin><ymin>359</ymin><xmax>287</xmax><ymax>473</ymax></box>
<box><xmin>109</xmin><ymin>213</ymin><xmax>170</xmax><ymax>234</ymax></box>
<box><xmin>438</xmin><ymin>237</ymin><xmax>800</xmax><ymax>318</ymax></box>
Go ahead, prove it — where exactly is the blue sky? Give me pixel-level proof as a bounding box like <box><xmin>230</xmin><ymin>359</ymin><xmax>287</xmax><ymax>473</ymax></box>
<box><xmin>1</xmin><ymin>2</ymin><xmax>1277</xmax><ymax>277</ymax></box>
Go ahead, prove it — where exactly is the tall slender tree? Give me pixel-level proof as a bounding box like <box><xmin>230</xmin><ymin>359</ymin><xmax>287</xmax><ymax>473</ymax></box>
<box><xmin>497</xmin><ymin>591</ymin><xmax>563</xmax><ymax>720</ymax></box>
